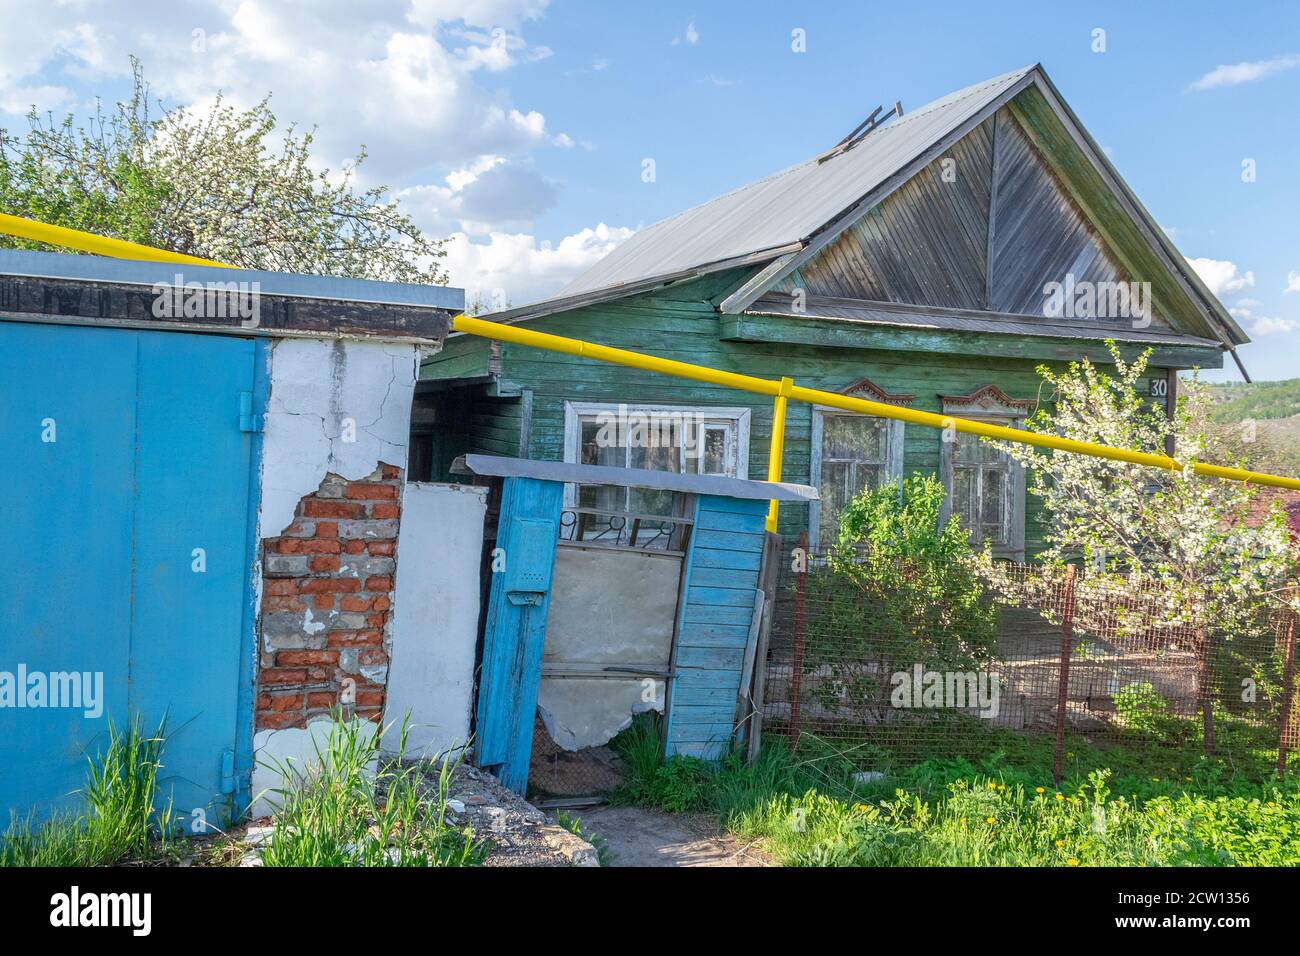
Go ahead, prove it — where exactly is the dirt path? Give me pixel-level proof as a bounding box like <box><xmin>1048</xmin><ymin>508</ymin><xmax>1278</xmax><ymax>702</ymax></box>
<box><xmin>572</xmin><ymin>807</ymin><xmax>771</xmax><ymax>867</ymax></box>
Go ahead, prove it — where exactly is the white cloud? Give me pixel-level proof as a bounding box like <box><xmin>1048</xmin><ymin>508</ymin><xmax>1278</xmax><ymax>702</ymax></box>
<box><xmin>1229</xmin><ymin>303</ymin><xmax>1296</xmax><ymax>336</ymax></box>
<box><xmin>443</xmin><ymin>223</ymin><xmax>635</xmax><ymax>307</ymax></box>
<box><xmin>1188</xmin><ymin>53</ymin><xmax>1300</xmax><ymax>91</ymax></box>
<box><xmin>397</xmin><ymin>153</ymin><xmax>559</xmax><ymax>236</ymax></box>
<box><xmin>672</xmin><ymin>20</ymin><xmax>700</xmax><ymax>46</ymax></box>
<box><xmin>1250</xmin><ymin>317</ymin><xmax>1297</xmax><ymax>335</ymax></box>
<box><xmin>408</xmin><ymin>0</ymin><xmax>550</xmax><ymax>30</ymax></box>
<box><xmin>1188</xmin><ymin>257</ymin><xmax>1255</xmax><ymax>297</ymax></box>
<box><xmin>0</xmin><ymin>1</ymin><xmax>561</xmax><ymax>178</ymax></box>
<box><xmin>1285</xmin><ymin>271</ymin><xmax>1300</xmax><ymax>294</ymax></box>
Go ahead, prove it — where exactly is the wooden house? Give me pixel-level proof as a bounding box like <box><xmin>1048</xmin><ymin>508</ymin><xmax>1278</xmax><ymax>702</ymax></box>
<box><xmin>419</xmin><ymin>65</ymin><xmax>1246</xmax><ymax>559</ymax></box>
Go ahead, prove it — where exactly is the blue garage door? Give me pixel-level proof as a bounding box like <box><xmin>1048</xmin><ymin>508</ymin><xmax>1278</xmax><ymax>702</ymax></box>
<box><xmin>1</xmin><ymin>321</ymin><xmax>264</xmax><ymax>828</ymax></box>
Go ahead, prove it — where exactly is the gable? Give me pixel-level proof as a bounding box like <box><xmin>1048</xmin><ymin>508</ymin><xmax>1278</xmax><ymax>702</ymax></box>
<box><xmin>777</xmin><ymin>107</ymin><xmax>1169</xmax><ymax>330</ymax></box>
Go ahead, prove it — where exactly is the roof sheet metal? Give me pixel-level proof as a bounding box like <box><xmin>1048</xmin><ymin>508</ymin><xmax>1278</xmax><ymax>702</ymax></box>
<box><xmin>457</xmin><ymin>453</ymin><xmax>819</xmax><ymax>501</ymax></box>
<box><xmin>745</xmin><ymin>294</ymin><xmax>1223</xmax><ymax>348</ymax></box>
<box><xmin>0</xmin><ymin>248</ymin><xmax>465</xmax><ymax>310</ymax></box>
<box><xmin>559</xmin><ymin>66</ymin><xmax>1035</xmax><ymax>299</ymax></box>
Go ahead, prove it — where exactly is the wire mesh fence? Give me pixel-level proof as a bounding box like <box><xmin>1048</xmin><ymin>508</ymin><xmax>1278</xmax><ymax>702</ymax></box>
<box><xmin>762</xmin><ymin>539</ymin><xmax>1300</xmax><ymax>783</ymax></box>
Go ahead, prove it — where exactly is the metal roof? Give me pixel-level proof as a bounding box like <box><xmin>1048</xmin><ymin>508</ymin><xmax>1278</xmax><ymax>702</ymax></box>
<box><xmin>455</xmin><ymin>454</ymin><xmax>818</xmax><ymax>501</ymax></box>
<box><xmin>0</xmin><ymin>249</ymin><xmax>465</xmax><ymax>310</ymax></box>
<box><xmin>558</xmin><ymin>66</ymin><xmax>1036</xmax><ymax>299</ymax></box>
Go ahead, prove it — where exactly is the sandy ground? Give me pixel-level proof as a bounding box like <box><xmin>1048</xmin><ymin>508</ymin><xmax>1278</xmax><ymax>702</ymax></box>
<box><xmin>571</xmin><ymin>806</ymin><xmax>772</xmax><ymax>867</ymax></box>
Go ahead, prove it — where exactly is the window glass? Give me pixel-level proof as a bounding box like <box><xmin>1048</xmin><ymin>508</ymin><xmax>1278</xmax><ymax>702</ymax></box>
<box><xmin>818</xmin><ymin>414</ymin><xmax>889</xmax><ymax>545</ymax></box>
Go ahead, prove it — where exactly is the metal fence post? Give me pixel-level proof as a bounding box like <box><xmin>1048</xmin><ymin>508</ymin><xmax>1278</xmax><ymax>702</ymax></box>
<box><xmin>1053</xmin><ymin>564</ymin><xmax>1078</xmax><ymax>784</ymax></box>
<box><xmin>787</xmin><ymin>531</ymin><xmax>809</xmax><ymax>749</ymax></box>
<box><xmin>1278</xmin><ymin>606</ymin><xmax>1298</xmax><ymax>779</ymax></box>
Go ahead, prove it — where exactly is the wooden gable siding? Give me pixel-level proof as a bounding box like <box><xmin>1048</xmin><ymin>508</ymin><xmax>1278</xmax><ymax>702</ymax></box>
<box><xmin>779</xmin><ymin>119</ymin><xmax>992</xmax><ymax>309</ymax></box>
<box><xmin>421</xmin><ymin>277</ymin><xmax>1164</xmax><ymax>557</ymax></box>
<box><xmin>771</xmin><ymin>106</ymin><xmax>1170</xmax><ymax>331</ymax></box>
<box><xmin>988</xmin><ymin>109</ymin><xmax>1133</xmax><ymax>317</ymax></box>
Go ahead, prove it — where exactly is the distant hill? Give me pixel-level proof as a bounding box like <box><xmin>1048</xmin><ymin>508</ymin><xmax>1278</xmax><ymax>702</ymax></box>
<box><xmin>1205</xmin><ymin>378</ymin><xmax>1300</xmax><ymax>423</ymax></box>
<box><xmin>1202</xmin><ymin>379</ymin><xmax>1300</xmax><ymax>477</ymax></box>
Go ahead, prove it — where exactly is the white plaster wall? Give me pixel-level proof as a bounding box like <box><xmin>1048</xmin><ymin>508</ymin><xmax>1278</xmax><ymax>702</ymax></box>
<box><xmin>258</xmin><ymin>338</ymin><xmax>418</xmax><ymax>536</ymax></box>
<box><xmin>249</xmin><ymin>717</ymin><xmax>379</xmax><ymax>819</ymax></box>
<box><xmin>249</xmin><ymin>338</ymin><xmax>419</xmax><ymax>817</ymax></box>
<box><xmin>381</xmin><ymin>482</ymin><xmax>487</xmax><ymax>759</ymax></box>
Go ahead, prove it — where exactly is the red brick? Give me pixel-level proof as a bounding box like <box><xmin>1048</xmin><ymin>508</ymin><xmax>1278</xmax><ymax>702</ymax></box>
<box><xmin>341</xmin><ymin>596</ymin><xmax>372</xmax><ymax>612</ymax></box>
<box><xmin>345</xmin><ymin>482</ymin><xmax>398</xmax><ymax>500</ymax></box>
<box><xmin>264</xmin><ymin>579</ymin><xmax>298</xmax><ymax>596</ymax></box>
<box><xmin>356</xmin><ymin>688</ymin><xmax>385</xmax><ymax>707</ymax></box>
<box><xmin>358</xmin><ymin>648</ymin><xmax>388</xmax><ymax>665</ymax></box>
<box><xmin>276</xmin><ymin>650</ymin><xmax>339</xmax><ymax>666</ymax></box>
<box><xmin>262</xmin><ymin>595</ymin><xmax>305</xmax><ymax>613</ymax></box>
<box><xmin>364</xmin><ymin>575</ymin><xmax>393</xmax><ymax>592</ymax></box>
<box><xmin>300</xmin><ymin>538</ymin><xmax>341</xmax><ymax>554</ymax></box>
<box><xmin>371</xmin><ymin>503</ymin><xmax>400</xmax><ymax>520</ymax></box>
<box><xmin>275</xmin><ymin>537</ymin><xmax>302</xmax><ymax>553</ymax></box>
<box><xmin>261</xmin><ymin>667</ymin><xmax>307</xmax><ymax>685</ymax></box>
<box><xmin>380</xmin><ymin>464</ymin><xmax>401</xmax><ymax>479</ymax></box>
<box><xmin>313</xmin><ymin>593</ymin><xmax>335</xmax><ymax>611</ymax></box>
<box><xmin>270</xmin><ymin>693</ymin><xmax>304</xmax><ymax>712</ymax></box>
<box><xmin>256</xmin><ymin>711</ymin><xmax>303</xmax><ymax>730</ymax></box>
<box><xmin>307</xmin><ymin>667</ymin><xmax>331</xmax><ymax>681</ymax></box>
<box><xmin>314</xmin><ymin>520</ymin><xmax>338</xmax><ymax>538</ymax></box>
<box><xmin>306</xmin><ymin>691</ymin><xmax>337</xmax><ymax>709</ymax></box>
<box><xmin>368</xmin><ymin>539</ymin><xmax>395</xmax><ymax>556</ymax></box>
<box><xmin>371</xmin><ymin>595</ymin><xmax>392</xmax><ymax>611</ymax></box>
<box><xmin>310</xmin><ymin>555</ymin><xmax>340</xmax><ymax>572</ymax></box>
<box><xmin>327</xmin><ymin>628</ymin><xmax>383</xmax><ymax>647</ymax></box>
<box><xmin>366</xmin><ymin>612</ymin><xmax>387</xmax><ymax>628</ymax></box>
<box><xmin>256</xmin><ymin>693</ymin><xmax>272</xmax><ymax>710</ymax></box>
<box><xmin>357</xmin><ymin>708</ymin><xmax>384</xmax><ymax>724</ymax></box>
<box><xmin>343</xmin><ymin>540</ymin><xmax>367</xmax><ymax>554</ymax></box>
<box><xmin>301</xmin><ymin>577</ymin><xmax>361</xmax><ymax>594</ymax></box>
<box><xmin>304</xmin><ymin>499</ymin><xmax>365</xmax><ymax>519</ymax></box>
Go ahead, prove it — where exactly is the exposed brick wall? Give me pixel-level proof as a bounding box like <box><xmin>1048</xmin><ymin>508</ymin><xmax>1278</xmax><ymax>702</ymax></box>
<box><xmin>255</xmin><ymin>463</ymin><xmax>403</xmax><ymax>730</ymax></box>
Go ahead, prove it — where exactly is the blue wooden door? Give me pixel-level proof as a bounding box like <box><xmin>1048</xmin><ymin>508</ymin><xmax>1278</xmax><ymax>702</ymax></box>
<box><xmin>665</xmin><ymin>495</ymin><xmax>768</xmax><ymax>759</ymax></box>
<box><xmin>0</xmin><ymin>321</ymin><xmax>263</xmax><ymax>826</ymax></box>
<box><xmin>475</xmin><ymin>476</ymin><xmax>564</xmax><ymax>793</ymax></box>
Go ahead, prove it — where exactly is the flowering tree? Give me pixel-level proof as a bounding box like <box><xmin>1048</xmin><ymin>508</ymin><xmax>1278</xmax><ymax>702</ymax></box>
<box><xmin>980</xmin><ymin>342</ymin><xmax>1293</xmax><ymax>754</ymax></box>
<box><xmin>0</xmin><ymin>58</ymin><xmax>446</xmax><ymax>283</ymax></box>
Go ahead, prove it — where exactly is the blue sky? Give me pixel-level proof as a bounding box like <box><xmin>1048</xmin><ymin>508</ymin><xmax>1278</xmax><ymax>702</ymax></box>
<box><xmin>2</xmin><ymin>0</ymin><xmax>1297</xmax><ymax>380</ymax></box>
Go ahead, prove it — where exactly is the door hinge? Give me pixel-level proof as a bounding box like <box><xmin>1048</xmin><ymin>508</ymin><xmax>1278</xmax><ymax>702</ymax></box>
<box><xmin>238</xmin><ymin>391</ymin><xmax>263</xmax><ymax>433</ymax></box>
<box><xmin>219</xmin><ymin>749</ymin><xmax>236</xmax><ymax>794</ymax></box>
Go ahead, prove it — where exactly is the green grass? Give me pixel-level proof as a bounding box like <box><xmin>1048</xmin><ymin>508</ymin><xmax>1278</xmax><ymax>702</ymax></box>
<box><xmin>256</xmin><ymin>718</ymin><xmax>487</xmax><ymax>867</ymax></box>
<box><xmin>611</xmin><ymin>713</ymin><xmax>1300</xmax><ymax>866</ymax></box>
<box><xmin>1</xmin><ymin>716</ymin><xmax>174</xmax><ymax>867</ymax></box>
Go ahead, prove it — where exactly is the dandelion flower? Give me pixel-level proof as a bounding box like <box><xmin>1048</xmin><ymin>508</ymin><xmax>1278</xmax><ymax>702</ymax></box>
<box><xmin>1055</xmin><ymin>839</ymin><xmax>1064</xmax><ymax>847</ymax></box>
<box><xmin>1035</xmin><ymin>787</ymin><xmax>1046</xmax><ymax>794</ymax></box>
<box><xmin>985</xmin><ymin>816</ymin><xmax>996</xmax><ymax>825</ymax></box>
<box><xmin>1055</xmin><ymin>793</ymin><xmax>1065</xmax><ymax>801</ymax></box>
<box><xmin>1066</xmin><ymin>858</ymin><xmax>1079</xmax><ymax>867</ymax></box>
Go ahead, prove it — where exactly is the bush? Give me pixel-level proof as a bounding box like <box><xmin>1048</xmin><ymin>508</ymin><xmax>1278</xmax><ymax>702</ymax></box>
<box><xmin>803</xmin><ymin>474</ymin><xmax>1000</xmax><ymax>720</ymax></box>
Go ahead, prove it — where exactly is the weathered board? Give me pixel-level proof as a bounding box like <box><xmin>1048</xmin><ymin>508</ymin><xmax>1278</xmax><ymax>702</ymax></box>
<box><xmin>665</xmin><ymin>495</ymin><xmax>768</xmax><ymax>759</ymax></box>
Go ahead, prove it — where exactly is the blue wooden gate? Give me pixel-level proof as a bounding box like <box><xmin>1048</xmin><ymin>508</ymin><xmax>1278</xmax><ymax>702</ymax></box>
<box><xmin>1</xmin><ymin>321</ymin><xmax>265</xmax><ymax>825</ymax></box>
<box><xmin>475</xmin><ymin>476</ymin><xmax>564</xmax><ymax>793</ymax></box>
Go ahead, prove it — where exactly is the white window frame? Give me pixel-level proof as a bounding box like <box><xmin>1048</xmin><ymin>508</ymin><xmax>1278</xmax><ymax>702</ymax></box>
<box><xmin>938</xmin><ymin>387</ymin><xmax>1028</xmax><ymax>559</ymax></box>
<box><xmin>809</xmin><ymin>409</ymin><xmax>904</xmax><ymax>552</ymax></box>
<box><xmin>562</xmin><ymin>401</ymin><xmax>751</xmax><ymax>509</ymax></box>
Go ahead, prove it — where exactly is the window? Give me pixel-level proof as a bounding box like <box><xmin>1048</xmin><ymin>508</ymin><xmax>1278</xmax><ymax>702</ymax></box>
<box><xmin>563</xmin><ymin>402</ymin><xmax>750</xmax><ymax>514</ymax></box>
<box><xmin>938</xmin><ymin>386</ymin><xmax>1030</xmax><ymax>558</ymax></box>
<box><xmin>809</xmin><ymin>379</ymin><xmax>910</xmax><ymax>550</ymax></box>
<box><xmin>951</xmin><ymin>431</ymin><xmax>1012</xmax><ymax>548</ymax></box>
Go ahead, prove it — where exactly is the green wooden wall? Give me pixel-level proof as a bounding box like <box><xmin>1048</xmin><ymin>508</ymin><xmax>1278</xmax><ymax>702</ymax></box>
<box><xmin>422</xmin><ymin>272</ymin><xmax>1170</xmax><ymax>555</ymax></box>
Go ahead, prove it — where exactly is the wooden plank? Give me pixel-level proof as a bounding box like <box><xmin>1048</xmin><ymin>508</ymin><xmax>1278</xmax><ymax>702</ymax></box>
<box><xmin>676</xmin><ymin>644</ymin><xmax>746</xmax><ymax>669</ymax></box>
<box><xmin>690</xmin><ymin>547</ymin><xmax>762</xmax><ymax>572</ymax></box>
<box><xmin>685</xmin><ymin>586</ymin><xmax>759</xmax><ymax>607</ymax></box>
<box><xmin>682</xmin><ymin>603</ymin><xmax>754</xmax><ymax>626</ymax></box>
